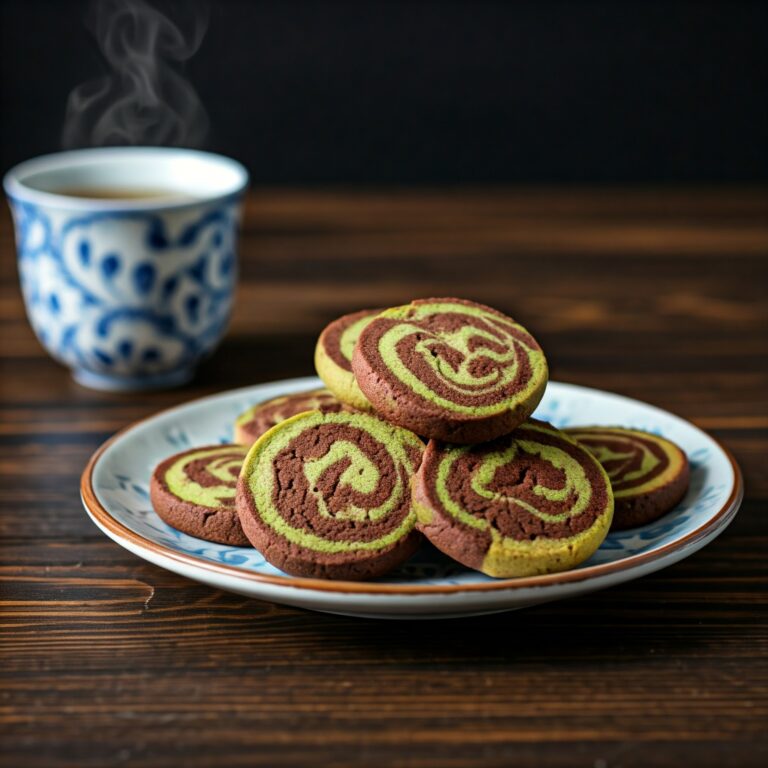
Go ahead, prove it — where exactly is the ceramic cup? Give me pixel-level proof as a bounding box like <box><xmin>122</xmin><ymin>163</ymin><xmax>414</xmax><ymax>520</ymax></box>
<box><xmin>3</xmin><ymin>147</ymin><xmax>249</xmax><ymax>391</ymax></box>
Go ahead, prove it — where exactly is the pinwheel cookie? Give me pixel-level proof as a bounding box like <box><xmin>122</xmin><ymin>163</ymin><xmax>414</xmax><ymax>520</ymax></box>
<box><xmin>565</xmin><ymin>427</ymin><xmax>689</xmax><ymax>530</ymax></box>
<box><xmin>234</xmin><ymin>388</ymin><xmax>344</xmax><ymax>445</ymax></box>
<box><xmin>315</xmin><ymin>308</ymin><xmax>382</xmax><ymax>410</ymax></box>
<box><xmin>352</xmin><ymin>298</ymin><xmax>548</xmax><ymax>443</ymax></box>
<box><xmin>413</xmin><ymin>420</ymin><xmax>613</xmax><ymax>578</ymax></box>
<box><xmin>237</xmin><ymin>410</ymin><xmax>424</xmax><ymax>580</ymax></box>
<box><xmin>150</xmin><ymin>444</ymin><xmax>250</xmax><ymax>545</ymax></box>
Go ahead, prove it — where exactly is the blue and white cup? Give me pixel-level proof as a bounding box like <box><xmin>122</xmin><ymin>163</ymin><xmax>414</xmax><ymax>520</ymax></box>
<box><xmin>3</xmin><ymin>147</ymin><xmax>248</xmax><ymax>391</ymax></box>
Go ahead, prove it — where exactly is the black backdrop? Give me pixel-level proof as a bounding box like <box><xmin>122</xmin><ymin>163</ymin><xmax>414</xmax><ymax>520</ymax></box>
<box><xmin>1</xmin><ymin>0</ymin><xmax>766</xmax><ymax>184</ymax></box>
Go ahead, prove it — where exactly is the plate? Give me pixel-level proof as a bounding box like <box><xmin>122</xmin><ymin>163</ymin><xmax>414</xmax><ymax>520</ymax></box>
<box><xmin>81</xmin><ymin>377</ymin><xmax>743</xmax><ymax>619</ymax></box>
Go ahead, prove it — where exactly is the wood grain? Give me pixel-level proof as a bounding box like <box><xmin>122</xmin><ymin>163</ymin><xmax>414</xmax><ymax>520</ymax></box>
<box><xmin>1</xmin><ymin>188</ymin><xmax>767</xmax><ymax>768</ymax></box>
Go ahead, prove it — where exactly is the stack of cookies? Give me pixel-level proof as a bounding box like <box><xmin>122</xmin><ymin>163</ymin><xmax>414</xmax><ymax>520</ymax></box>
<box><xmin>150</xmin><ymin>298</ymin><xmax>689</xmax><ymax>581</ymax></box>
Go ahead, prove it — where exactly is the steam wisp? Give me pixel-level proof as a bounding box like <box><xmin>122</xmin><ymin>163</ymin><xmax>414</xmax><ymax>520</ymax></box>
<box><xmin>62</xmin><ymin>0</ymin><xmax>209</xmax><ymax>148</ymax></box>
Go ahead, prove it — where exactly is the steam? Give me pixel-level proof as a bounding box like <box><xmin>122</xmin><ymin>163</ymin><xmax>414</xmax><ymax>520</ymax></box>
<box><xmin>62</xmin><ymin>0</ymin><xmax>209</xmax><ymax>149</ymax></box>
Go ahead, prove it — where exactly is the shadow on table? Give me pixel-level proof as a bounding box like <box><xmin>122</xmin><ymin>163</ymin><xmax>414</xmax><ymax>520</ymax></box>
<box><xmin>215</xmin><ymin>567</ymin><xmax>740</xmax><ymax>668</ymax></box>
<box><xmin>299</xmin><ymin>589</ymin><xmax>716</xmax><ymax>660</ymax></box>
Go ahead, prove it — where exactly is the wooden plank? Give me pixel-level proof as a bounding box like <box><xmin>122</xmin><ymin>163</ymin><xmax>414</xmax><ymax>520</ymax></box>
<box><xmin>0</xmin><ymin>189</ymin><xmax>766</xmax><ymax>768</ymax></box>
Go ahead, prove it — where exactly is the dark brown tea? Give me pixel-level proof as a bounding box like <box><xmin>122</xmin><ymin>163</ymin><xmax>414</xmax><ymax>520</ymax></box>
<box><xmin>53</xmin><ymin>187</ymin><xmax>196</xmax><ymax>201</ymax></box>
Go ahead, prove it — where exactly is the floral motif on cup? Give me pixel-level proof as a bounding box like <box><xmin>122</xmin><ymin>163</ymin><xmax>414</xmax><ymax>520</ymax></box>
<box><xmin>9</xmin><ymin>199</ymin><xmax>241</xmax><ymax>378</ymax></box>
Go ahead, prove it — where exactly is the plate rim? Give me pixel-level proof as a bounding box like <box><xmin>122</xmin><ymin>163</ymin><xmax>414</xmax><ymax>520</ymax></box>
<box><xmin>80</xmin><ymin>378</ymin><xmax>744</xmax><ymax>597</ymax></box>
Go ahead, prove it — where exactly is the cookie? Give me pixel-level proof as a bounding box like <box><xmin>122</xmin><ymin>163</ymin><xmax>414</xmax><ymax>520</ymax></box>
<box><xmin>150</xmin><ymin>444</ymin><xmax>250</xmax><ymax>546</ymax></box>
<box><xmin>234</xmin><ymin>388</ymin><xmax>344</xmax><ymax>445</ymax></box>
<box><xmin>565</xmin><ymin>427</ymin><xmax>689</xmax><ymax>530</ymax></box>
<box><xmin>352</xmin><ymin>298</ymin><xmax>548</xmax><ymax>443</ymax></box>
<box><xmin>236</xmin><ymin>410</ymin><xmax>424</xmax><ymax>580</ymax></box>
<box><xmin>315</xmin><ymin>308</ymin><xmax>382</xmax><ymax>410</ymax></box>
<box><xmin>412</xmin><ymin>420</ymin><xmax>613</xmax><ymax>578</ymax></box>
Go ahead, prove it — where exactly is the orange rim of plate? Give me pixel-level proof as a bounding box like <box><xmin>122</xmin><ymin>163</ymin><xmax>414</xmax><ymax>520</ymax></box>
<box><xmin>81</xmin><ymin>399</ymin><xmax>744</xmax><ymax>597</ymax></box>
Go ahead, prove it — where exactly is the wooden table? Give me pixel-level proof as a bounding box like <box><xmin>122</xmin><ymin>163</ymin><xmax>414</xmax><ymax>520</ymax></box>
<box><xmin>2</xmin><ymin>189</ymin><xmax>766</xmax><ymax>768</ymax></box>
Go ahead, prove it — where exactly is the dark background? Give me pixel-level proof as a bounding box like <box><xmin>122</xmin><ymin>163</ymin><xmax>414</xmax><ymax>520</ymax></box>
<box><xmin>1</xmin><ymin>0</ymin><xmax>766</xmax><ymax>184</ymax></box>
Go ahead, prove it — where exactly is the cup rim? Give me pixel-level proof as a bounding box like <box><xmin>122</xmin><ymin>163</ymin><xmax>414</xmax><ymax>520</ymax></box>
<box><xmin>3</xmin><ymin>146</ymin><xmax>250</xmax><ymax>212</ymax></box>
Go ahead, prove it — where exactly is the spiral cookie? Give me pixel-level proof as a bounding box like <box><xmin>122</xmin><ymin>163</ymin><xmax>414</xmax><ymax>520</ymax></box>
<box><xmin>315</xmin><ymin>308</ymin><xmax>382</xmax><ymax>410</ymax></box>
<box><xmin>150</xmin><ymin>444</ymin><xmax>250</xmax><ymax>546</ymax></box>
<box><xmin>236</xmin><ymin>410</ymin><xmax>424</xmax><ymax>580</ymax></box>
<box><xmin>413</xmin><ymin>420</ymin><xmax>613</xmax><ymax>578</ymax></box>
<box><xmin>565</xmin><ymin>427</ymin><xmax>689</xmax><ymax>530</ymax></box>
<box><xmin>234</xmin><ymin>388</ymin><xmax>344</xmax><ymax>445</ymax></box>
<box><xmin>352</xmin><ymin>298</ymin><xmax>548</xmax><ymax>443</ymax></box>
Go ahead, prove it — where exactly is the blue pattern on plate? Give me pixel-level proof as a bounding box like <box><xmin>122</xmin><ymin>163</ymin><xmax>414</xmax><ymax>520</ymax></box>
<box><xmin>91</xmin><ymin>380</ymin><xmax>736</xmax><ymax>588</ymax></box>
<box><xmin>8</xmin><ymin>198</ymin><xmax>241</xmax><ymax>382</ymax></box>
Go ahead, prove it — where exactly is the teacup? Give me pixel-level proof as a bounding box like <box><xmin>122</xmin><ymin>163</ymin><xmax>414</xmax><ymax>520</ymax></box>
<box><xmin>3</xmin><ymin>147</ymin><xmax>249</xmax><ymax>391</ymax></box>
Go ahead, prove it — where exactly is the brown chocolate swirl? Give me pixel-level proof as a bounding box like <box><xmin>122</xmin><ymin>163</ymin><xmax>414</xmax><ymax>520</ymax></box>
<box><xmin>418</xmin><ymin>421</ymin><xmax>611</xmax><ymax>545</ymax></box>
<box><xmin>565</xmin><ymin>427</ymin><xmax>686</xmax><ymax>497</ymax></box>
<box><xmin>352</xmin><ymin>299</ymin><xmax>549</xmax><ymax>443</ymax></box>
<box><xmin>235</xmin><ymin>388</ymin><xmax>344</xmax><ymax>444</ymax></box>
<box><xmin>236</xmin><ymin>410</ymin><xmax>424</xmax><ymax>579</ymax></box>
<box><xmin>158</xmin><ymin>445</ymin><xmax>248</xmax><ymax>508</ymax></box>
<box><xmin>320</xmin><ymin>308</ymin><xmax>383</xmax><ymax>372</ymax></box>
<box><xmin>412</xmin><ymin>420</ymin><xmax>614</xmax><ymax>576</ymax></box>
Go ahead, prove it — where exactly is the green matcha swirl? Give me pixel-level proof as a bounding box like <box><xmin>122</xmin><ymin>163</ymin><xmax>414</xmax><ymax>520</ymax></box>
<box><xmin>241</xmin><ymin>411</ymin><xmax>423</xmax><ymax>555</ymax></box>
<box><xmin>565</xmin><ymin>427</ymin><xmax>685</xmax><ymax>498</ymax></box>
<box><xmin>235</xmin><ymin>388</ymin><xmax>344</xmax><ymax>444</ymax></box>
<box><xmin>315</xmin><ymin>308</ymin><xmax>383</xmax><ymax>412</ymax></box>
<box><xmin>356</xmin><ymin>299</ymin><xmax>547</xmax><ymax>417</ymax></box>
<box><xmin>319</xmin><ymin>308</ymin><xmax>383</xmax><ymax>373</ymax></box>
<box><xmin>423</xmin><ymin>421</ymin><xmax>612</xmax><ymax>542</ymax></box>
<box><xmin>163</xmin><ymin>445</ymin><xmax>248</xmax><ymax>508</ymax></box>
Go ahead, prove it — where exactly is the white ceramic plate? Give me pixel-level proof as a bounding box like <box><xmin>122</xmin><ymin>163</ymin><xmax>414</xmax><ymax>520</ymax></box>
<box><xmin>81</xmin><ymin>377</ymin><xmax>743</xmax><ymax>619</ymax></box>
